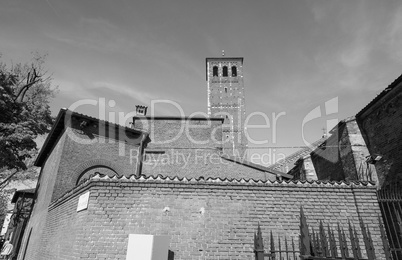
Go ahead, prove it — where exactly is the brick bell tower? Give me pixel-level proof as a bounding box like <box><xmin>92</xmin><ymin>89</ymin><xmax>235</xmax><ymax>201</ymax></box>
<box><xmin>206</xmin><ymin>52</ymin><xmax>247</xmax><ymax>158</ymax></box>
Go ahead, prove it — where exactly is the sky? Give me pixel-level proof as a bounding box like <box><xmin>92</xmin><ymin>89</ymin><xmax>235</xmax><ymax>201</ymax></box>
<box><xmin>1</xmin><ymin>0</ymin><xmax>402</xmax><ymax>165</ymax></box>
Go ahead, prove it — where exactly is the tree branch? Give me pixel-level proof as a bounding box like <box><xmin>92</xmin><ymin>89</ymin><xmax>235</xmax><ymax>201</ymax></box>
<box><xmin>0</xmin><ymin>169</ymin><xmax>19</xmax><ymax>188</ymax></box>
<box><xmin>13</xmin><ymin>79</ymin><xmax>41</xmax><ymax>102</ymax></box>
<box><xmin>13</xmin><ymin>68</ymin><xmax>43</xmax><ymax>102</ymax></box>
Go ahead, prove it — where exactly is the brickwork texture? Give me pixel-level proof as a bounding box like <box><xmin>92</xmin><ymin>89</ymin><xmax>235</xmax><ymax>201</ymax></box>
<box><xmin>357</xmin><ymin>81</ymin><xmax>402</xmax><ymax>188</ymax></box>
<box><xmin>37</xmin><ymin>179</ymin><xmax>385</xmax><ymax>260</ymax></box>
<box><xmin>19</xmin><ymin>118</ymin><xmax>143</xmax><ymax>260</ymax></box>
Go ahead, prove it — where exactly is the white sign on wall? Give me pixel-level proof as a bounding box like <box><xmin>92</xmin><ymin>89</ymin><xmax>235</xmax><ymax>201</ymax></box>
<box><xmin>77</xmin><ymin>191</ymin><xmax>90</xmax><ymax>212</ymax></box>
<box><xmin>126</xmin><ymin>234</ymin><xmax>170</xmax><ymax>260</ymax></box>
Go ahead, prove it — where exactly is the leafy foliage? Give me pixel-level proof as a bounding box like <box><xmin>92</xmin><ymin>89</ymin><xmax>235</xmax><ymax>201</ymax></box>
<box><xmin>0</xmin><ymin>54</ymin><xmax>56</xmax><ymax>171</ymax></box>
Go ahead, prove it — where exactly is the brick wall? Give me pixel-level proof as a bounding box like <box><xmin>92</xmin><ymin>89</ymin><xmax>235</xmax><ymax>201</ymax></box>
<box><xmin>357</xmin><ymin>82</ymin><xmax>402</xmax><ymax>188</ymax></box>
<box><xmin>133</xmin><ymin>118</ymin><xmax>222</xmax><ymax>149</ymax></box>
<box><xmin>136</xmin><ymin>117</ymin><xmax>270</xmax><ymax>180</ymax></box>
<box><xmin>53</xmin><ymin>127</ymin><xmax>140</xmax><ymax>201</ymax></box>
<box><xmin>40</xmin><ymin>189</ymin><xmax>88</xmax><ymax>260</ymax></box>
<box><xmin>346</xmin><ymin>119</ymin><xmax>378</xmax><ymax>182</ymax></box>
<box><xmin>39</xmin><ymin>178</ymin><xmax>386</xmax><ymax>260</ymax></box>
<box><xmin>18</xmin><ymin>132</ymin><xmax>67</xmax><ymax>260</ymax></box>
<box><xmin>289</xmin><ymin>156</ymin><xmax>317</xmax><ymax>181</ymax></box>
<box><xmin>18</xmin><ymin>120</ymin><xmax>143</xmax><ymax>260</ymax></box>
<box><xmin>142</xmin><ymin>148</ymin><xmax>276</xmax><ymax>180</ymax></box>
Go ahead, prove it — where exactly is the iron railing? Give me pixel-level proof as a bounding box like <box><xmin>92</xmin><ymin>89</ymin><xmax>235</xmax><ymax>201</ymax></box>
<box><xmin>378</xmin><ymin>184</ymin><xmax>402</xmax><ymax>260</ymax></box>
<box><xmin>254</xmin><ymin>207</ymin><xmax>392</xmax><ymax>260</ymax></box>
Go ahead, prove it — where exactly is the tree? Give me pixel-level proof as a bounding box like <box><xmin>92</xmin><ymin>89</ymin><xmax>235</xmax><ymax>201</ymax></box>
<box><xmin>0</xmin><ymin>53</ymin><xmax>57</xmax><ymax>185</ymax></box>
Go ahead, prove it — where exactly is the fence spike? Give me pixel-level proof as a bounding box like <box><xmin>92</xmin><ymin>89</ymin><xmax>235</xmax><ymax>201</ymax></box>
<box><xmin>342</xmin><ymin>228</ymin><xmax>350</xmax><ymax>258</ymax></box>
<box><xmin>331</xmin><ymin>226</ymin><xmax>338</xmax><ymax>258</ymax></box>
<box><xmin>316</xmin><ymin>227</ymin><xmax>322</xmax><ymax>256</ymax></box>
<box><xmin>254</xmin><ymin>223</ymin><xmax>265</xmax><ymax>260</ymax></box>
<box><xmin>299</xmin><ymin>206</ymin><xmax>311</xmax><ymax>256</ymax></box>
<box><xmin>270</xmin><ymin>230</ymin><xmax>276</xmax><ymax>260</ymax></box>
<box><xmin>257</xmin><ymin>223</ymin><xmax>264</xmax><ymax>249</ymax></box>
<box><xmin>319</xmin><ymin>220</ymin><xmax>329</xmax><ymax>257</ymax></box>
<box><xmin>285</xmin><ymin>237</ymin><xmax>289</xmax><ymax>260</ymax></box>
<box><xmin>367</xmin><ymin>224</ymin><xmax>376</xmax><ymax>260</ymax></box>
<box><xmin>327</xmin><ymin>224</ymin><xmax>335</xmax><ymax>258</ymax></box>
<box><xmin>354</xmin><ymin>226</ymin><xmax>362</xmax><ymax>259</ymax></box>
<box><xmin>338</xmin><ymin>223</ymin><xmax>347</xmax><ymax>259</ymax></box>
<box><xmin>254</xmin><ymin>232</ymin><xmax>257</xmax><ymax>250</ymax></box>
<box><xmin>396</xmin><ymin>210</ymin><xmax>402</xmax><ymax>243</ymax></box>
<box><xmin>292</xmin><ymin>237</ymin><xmax>296</xmax><ymax>260</ymax></box>
<box><xmin>360</xmin><ymin>218</ymin><xmax>375</xmax><ymax>260</ymax></box>
<box><xmin>349</xmin><ymin>220</ymin><xmax>359</xmax><ymax>259</ymax></box>
<box><xmin>378</xmin><ymin>215</ymin><xmax>393</xmax><ymax>260</ymax></box>
<box><xmin>312</xmin><ymin>226</ymin><xmax>322</xmax><ymax>256</ymax></box>
<box><xmin>311</xmin><ymin>227</ymin><xmax>317</xmax><ymax>256</ymax></box>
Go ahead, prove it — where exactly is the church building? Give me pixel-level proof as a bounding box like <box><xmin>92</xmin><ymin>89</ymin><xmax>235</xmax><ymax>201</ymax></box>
<box><xmin>14</xmin><ymin>56</ymin><xmax>387</xmax><ymax>260</ymax></box>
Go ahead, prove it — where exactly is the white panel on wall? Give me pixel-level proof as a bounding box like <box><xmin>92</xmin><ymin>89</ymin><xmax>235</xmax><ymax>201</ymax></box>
<box><xmin>126</xmin><ymin>234</ymin><xmax>170</xmax><ymax>260</ymax></box>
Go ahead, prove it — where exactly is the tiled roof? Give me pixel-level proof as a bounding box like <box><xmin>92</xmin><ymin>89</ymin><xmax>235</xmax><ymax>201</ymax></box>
<box><xmin>328</xmin><ymin>116</ymin><xmax>355</xmax><ymax>134</ymax></box>
<box><xmin>357</xmin><ymin>73</ymin><xmax>402</xmax><ymax>117</ymax></box>
<box><xmin>133</xmin><ymin>116</ymin><xmax>224</xmax><ymax>122</ymax></box>
<box><xmin>221</xmin><ymin>154</ymin><xmax>293</xmax><ymax>179</ymax></box>
<box><xmin>266</xmin><ymin>137</ymin><xmax>327</xmax><ymax>172</ymax></box>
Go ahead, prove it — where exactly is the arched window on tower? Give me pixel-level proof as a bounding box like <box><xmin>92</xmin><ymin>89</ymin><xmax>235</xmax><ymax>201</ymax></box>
<box><xmin>231</xmin><ymin>66</ymin><xmax>237</xmax><ymax>77</ymax></box>
<box><xmin>213</xmin><ymin>66</ymin><xmax>218</xmax><ymax>77</ymax></box>
<box><xmin>222</xmin><ymin>66</ymin><xmax>228</xmax><ymax>77</ymax></box>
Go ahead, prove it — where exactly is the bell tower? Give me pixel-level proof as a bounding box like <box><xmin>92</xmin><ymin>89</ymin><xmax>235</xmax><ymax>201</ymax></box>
<box><xmin>206</xmin><ymin>54</ymin><xmax>247</xmax><ymax>158</ymax></box>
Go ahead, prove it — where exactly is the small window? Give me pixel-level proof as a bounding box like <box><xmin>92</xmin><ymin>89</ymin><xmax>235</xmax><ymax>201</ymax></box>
<box><xmin>231</xmin><ymin>66</ymin><xmax>237</xmax><ymax>77</ymax></box>
<box><xmin>213</xmin><ymin>66</ymin><xmax>218</xmax><ymax>77</ymax></box>
<box><xmin>222</xmin><ymin>66</ymin><xmax>228</xmax><ymax>77</ymax></box>
<box><xmin>224</xmin><ymin>87</ymin><xmax>227</xmax><ymax>93</ymax></box>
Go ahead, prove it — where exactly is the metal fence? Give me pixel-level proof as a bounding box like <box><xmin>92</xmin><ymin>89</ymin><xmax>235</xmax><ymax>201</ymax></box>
<box><xmin>254</xmin><ymin>207</ymin><xmax>391</xmax><ymax>260</ymax></box>
<box><xmin>378</xmin><ymin>184</ymin><xmax>402</xmax><ymax>260</ymax></box>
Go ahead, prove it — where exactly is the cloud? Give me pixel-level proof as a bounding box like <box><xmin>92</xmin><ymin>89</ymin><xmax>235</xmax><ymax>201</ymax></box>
<box><xmin>92</xmin><ymin>81</ymin><xmax>157</xmax><ymax>105</ymax></box>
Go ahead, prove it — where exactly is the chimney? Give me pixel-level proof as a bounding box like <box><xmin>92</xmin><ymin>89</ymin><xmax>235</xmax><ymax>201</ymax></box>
<box><xmin>132</xmin><ymin>105</ymin><xmax>148</xmax><ymax>129</ymax></box>
<box><xmin>135</xmin><ymin>105</ymin><xmax>148</xmax><ymax>116</ymax></box>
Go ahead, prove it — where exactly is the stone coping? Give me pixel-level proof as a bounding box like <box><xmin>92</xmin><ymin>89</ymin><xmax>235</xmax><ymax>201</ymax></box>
<box><xmin>48</xmin><ymin>173</ymin><xmax>376</xmax><ymax>211</ymax></box>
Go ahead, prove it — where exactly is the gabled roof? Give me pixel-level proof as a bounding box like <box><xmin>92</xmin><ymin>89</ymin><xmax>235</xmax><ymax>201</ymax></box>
<box><xmin>221</xmin><ymin>154</ymin><xmax>293</xmax><ymax>179</ymax></box>
<box><xmin>133</xmin><ymin>116</ymin><xmax>224</xmax><ymax>122</ymax></box>
<box><xmin>328</xmin><ymin>116</ymin><xmax>355</xmax><ymax>134</ymax></box>
<box><xmin>357</xmin><ymin>73</ymin><xmax>402</xmax><ymax>117</ymax></box>
<box><xmin>266</xmin><ymin>137</ymin><xmax>327</xmax><ymax>172</ymax></box>
<box><xmin>35</xmin><ymin>108</ymin><xmax>149</xmax><ymax>167</ymax></box>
